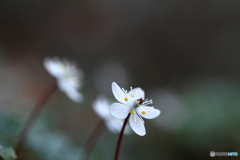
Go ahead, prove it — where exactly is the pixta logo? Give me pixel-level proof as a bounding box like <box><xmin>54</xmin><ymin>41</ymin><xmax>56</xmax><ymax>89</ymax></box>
<box><xmin>210</xmin><ymin>151</ymin><xmax>238</xmax><ymax>157</ymax></box>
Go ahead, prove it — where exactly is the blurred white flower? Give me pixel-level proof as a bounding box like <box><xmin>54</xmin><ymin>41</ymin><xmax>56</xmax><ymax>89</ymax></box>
<box><xmin>44</xmin><ymin>57</ymin><xmax>84</xmax><ymax>102</ymax></box>
<box><xmin>110</xmin><ymin>82</ymin><xmax>160</xmax><ymax>136</ymax></box>
<box><xmin>93</xmin><ymin>95</ymin><xmax>131</xmax><ymax>134</ymax></box>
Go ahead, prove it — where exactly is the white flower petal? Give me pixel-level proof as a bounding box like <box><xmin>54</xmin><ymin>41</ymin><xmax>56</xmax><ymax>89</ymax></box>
<box><xmin>43</xmin><ymin>57</ymin><xmax>65</xmax><ymax>78</ymax></box>
<box><xmin>58</xmin><ymin>80</ymin><xmax>83</xmax><ymax>102</ymax></box>
<box><xmin>129</xmin><ymin>113</ymin><xmax>146</xmax><ymax>136</ymax></box>
<box><xmin>137</xmin><ymin>106</ymin><xmax>161</xmax><ymax>119</ymax></box>
<box><xmin>44</xmin><ymin>57</ymin><xmax>84</xmax><ymax>103</ymax></box>
<box><xmin>112</xmin><ymin>82</ymin><xmax>128</xmax><ymax>104</ymax></box>
<box><xmin>105</xmin><ymin>118</ymin><xmax>132</xmax><ymax>135</ymax></box>
<box><xmin>127</xmin><ymin>88</ymin><xmax>145</xmax><ymax>100</ymax></box>
<box><xmin>65</xmin><ymin>88</ymin><xmax>83</xmax><ymax>103</ymax></box>
<box><xmin>92</xmin><ymin>96</ymin><xmax>111</xmax><ymax>119</ymax></box>
<box><xmin>105</xmin><ymin>119</ymin><xmax>121</xmax><ymax>133</ymax></box>
<box><xmin>134</xmin><ymin>88</ymin><xmax>145</xmax><ymax>99</ymax></box>
<box><xmin>110</xmin><ymin>103</ymin><xmax>131</xmax><ymax>119</ymax></box>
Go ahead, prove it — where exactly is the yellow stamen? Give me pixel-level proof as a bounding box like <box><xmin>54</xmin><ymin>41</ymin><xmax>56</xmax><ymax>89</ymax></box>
<box><xmin>124</xmin><ymin>97</ymin><xmax>128</xmax><ymax>101</ymax></box>
<box><xmin>141</xmin><ymin>111</ymin><xmax>146</xmax><ymax>114</ymax></box>
<box><xmin>129</xmin><ymin>110</ymin><xmax>134</xmax><ymax>114</ymax></box>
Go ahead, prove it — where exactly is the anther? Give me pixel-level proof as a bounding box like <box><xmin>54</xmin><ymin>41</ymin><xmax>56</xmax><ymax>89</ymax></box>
<box><xmin>137</xmin><ymin>98</ymin><xmax>145</xmax><ymax>104</ymax></box>
<box><xmin>141</xmin><ymin>111</ymin><xmax>146</xmax><ymax>114</ymax></box>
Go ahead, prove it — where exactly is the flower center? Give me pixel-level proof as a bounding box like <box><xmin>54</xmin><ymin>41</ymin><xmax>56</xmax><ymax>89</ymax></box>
<box><xmin>133</xmin><ymin>98</ymin><xmax>145</xmax><ymax>109</ymax></box>
<box><xmin>124</xmin><ymin>97</ymin><xmax>129</xmax><ymax>101</ymax></box>
<box><xmin>137</xmin><ymin>98</ymin><xmax>145</xmax><ymax>104</ymax></box>
<box><xmin>129</xmin><ymin>110</ymin><xmax>134</xmax><ymax>114</ymax></box>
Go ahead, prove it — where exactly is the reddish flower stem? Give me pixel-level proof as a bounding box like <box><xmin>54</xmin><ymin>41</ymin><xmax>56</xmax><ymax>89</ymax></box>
<box><xmin>15</xmin><ymin>82</ymin><xmax>57</xmax><ymax>159</ymax></box>
<box><xmin>114</xmin><ymin>114</ymin><xmax>130</xmax><ymax>160</ymax></box>
<box><xmin>81</xmin><ymin>119</ymin><xmax>105</xmax><ymax>160</ymax></box>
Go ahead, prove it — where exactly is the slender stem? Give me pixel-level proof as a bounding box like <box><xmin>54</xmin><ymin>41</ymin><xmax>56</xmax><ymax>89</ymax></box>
<box><xmin>15</xmin><ymin>81</ymin><xmax>57</xmax><ymax>159</ymax></box>
<box><xmin>114</xmin><ymin>114</ymin><xmax>130</xmax><ymax>160</ymax></box>
<box><xmin>81</xmin><ymin>119</ymin><xmax>105</xmax><ymax>160</ymax></box>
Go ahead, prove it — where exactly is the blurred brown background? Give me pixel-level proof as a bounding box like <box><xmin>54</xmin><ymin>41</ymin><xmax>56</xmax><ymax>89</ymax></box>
<box><xmin>0</xmin><ymin>0</ymin><xmax>240</xmax><ymax>160</ymax></box>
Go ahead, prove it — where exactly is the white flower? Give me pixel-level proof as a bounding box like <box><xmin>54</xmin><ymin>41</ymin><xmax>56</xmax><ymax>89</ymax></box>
<box><xmin>93</xmin><ymin>95</ymin><xmax>131</xmax><ymax>134</ymax></box>
<box><xmin>110</xmin><ymin>82</ymin><xmax>161</xmax><ymax>136</ymax></box>
<box><xmin>43</xmin><ymin>57</ymin><xmax>84</xmax><ymax>102</ymax></box>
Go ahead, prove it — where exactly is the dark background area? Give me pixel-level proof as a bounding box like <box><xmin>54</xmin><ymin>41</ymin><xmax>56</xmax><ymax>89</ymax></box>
<box><xmin>0</xmin><ymin>0</ymin><xmax>240</xmax><ymax>160</ymax></box>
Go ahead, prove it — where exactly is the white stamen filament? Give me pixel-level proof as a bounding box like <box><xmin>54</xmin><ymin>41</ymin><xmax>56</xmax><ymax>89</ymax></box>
<box><xmin>143</xmin><ymin>99</ymin><xmax>153</xmax><ymax>105</ymax></box>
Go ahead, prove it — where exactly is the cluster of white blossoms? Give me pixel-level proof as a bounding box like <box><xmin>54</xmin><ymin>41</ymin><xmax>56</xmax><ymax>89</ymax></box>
<box><xmin>44</xmin><ymin>57</ymin><xmax>84</xmax><ymax>103</ymax></box>
<box><xmin>43</xmin><ymin>57</ymin><xmax>160</xmax><ymax>136</ymax></box>
<box><xmin>110</xmin><ymin>82</ymin><xmax>161</xmax><ymax>136</ymax></box>
<box><xmin>93</xmin><ymin>95</ymin><xmax>131</xmax><ymax>134</ymax></box>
